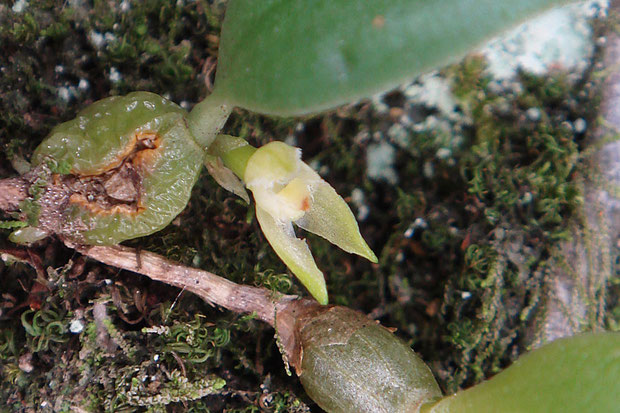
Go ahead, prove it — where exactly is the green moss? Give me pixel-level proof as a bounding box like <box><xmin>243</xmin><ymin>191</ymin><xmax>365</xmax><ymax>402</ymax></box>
<box><xmin>430</xmin><ymin>61</ymin><xmax>598</xmax><ymax>390</ymax></box>
<box><xmin>294</xmin><ymin>37</ymin><xmax>607</xmax><ymax>393</ymax></box>
<box><xmin>20</xmin><ymin>307</ymin><xmax>70</xmax><ymax>352</ymax></box>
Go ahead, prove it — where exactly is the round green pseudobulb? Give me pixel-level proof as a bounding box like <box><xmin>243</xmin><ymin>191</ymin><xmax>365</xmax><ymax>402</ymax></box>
<box><xmin>296</xmin><ymin>306</ymin><xmax>442</xmax><ymax>413</ymax></box>
<box><xmin>31</xmin><ymin>92</ymin><xmax>204</xmax><ymax>245</ymax></box>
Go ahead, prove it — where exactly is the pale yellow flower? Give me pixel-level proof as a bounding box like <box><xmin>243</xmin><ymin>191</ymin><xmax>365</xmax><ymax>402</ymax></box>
<box><xmin>243</xmin><ymin>141</ymin><xmax>377</xmax><ymax>304</ymax></box>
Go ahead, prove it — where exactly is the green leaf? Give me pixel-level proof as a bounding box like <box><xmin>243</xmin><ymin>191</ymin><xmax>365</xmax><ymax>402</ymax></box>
<box><xmin>423</xmin><ymin>332</ymin><xmax>620</xmax><ymax>413</ymax></box>
<box><xmin>214</xmin><ymin>0</ymin><xmax>575</xmax><ymax>116</ymax></box>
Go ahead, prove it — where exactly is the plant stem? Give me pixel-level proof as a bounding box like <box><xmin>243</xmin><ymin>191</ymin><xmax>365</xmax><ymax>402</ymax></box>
<box><xmin>206</xmin><ymin>133</ymin><xmax>258</xmax><ymax>179</ymax></box>
<box><xmin>188</xmin><ymin>93</ymin><xmax>233</xmax><ymax>149</ymax></box>
<box><xmin>68</xmin><ymin>243</ymin><xmax>298</xmax><ymax>327</ymax></box>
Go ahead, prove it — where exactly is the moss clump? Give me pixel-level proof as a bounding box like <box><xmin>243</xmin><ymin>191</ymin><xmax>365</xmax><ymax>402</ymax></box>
<box><xmin>290</xmin><ymin>49</ymin><xmax>606</xmax><ymax>393</ymax></box>
<box><xmin>0</xmin><ymin>1</ymin><xmax>308</xmax><ymax>411</ymax></box>
<box><xmin>0</xmin><ymin>256</ymin><xmax>293</xmax><ymax>411</ymax></box>
<box><xmin>372</xmin><ymin>54</ymin><xmax>601</xmax><ymax>391</ymax></box>
<box><xmin>0</xmin><ymin>0</ymin><xmax>222</xmax><ymax>169</ymax></box>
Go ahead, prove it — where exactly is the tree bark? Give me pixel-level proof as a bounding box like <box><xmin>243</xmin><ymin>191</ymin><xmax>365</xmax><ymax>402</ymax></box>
<box><xmin>528</xmin><ymin>6</ymin><xmax>620</xmax><ymax>346</ymax></box>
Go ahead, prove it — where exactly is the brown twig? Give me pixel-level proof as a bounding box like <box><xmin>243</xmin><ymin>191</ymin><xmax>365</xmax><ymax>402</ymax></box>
<box><xmin>68</xmin><ymin>243</ymin><xmax>299</xmax><ymax>327</ymax></box>
<box><xmin>69</xmin><ymin>242</ymin><xmax>315</xmax><ymax>369</ymax></box>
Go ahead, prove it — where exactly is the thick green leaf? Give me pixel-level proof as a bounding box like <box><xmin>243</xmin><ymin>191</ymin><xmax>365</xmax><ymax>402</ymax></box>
<box><xmin>422</xmin><ymin>332</ymin><xmax>620</xmax><ymax>413</ymax></box>
<box><xmin>214</xmin><ymin>0</ymin><xmax>575</xmax><ymax>116</ymax></box>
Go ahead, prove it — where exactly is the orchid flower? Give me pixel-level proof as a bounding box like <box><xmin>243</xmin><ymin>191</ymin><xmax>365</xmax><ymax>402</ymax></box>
<box><xmin>206</xmin><ymin>137</ymin><xmax>377</xmax><ymax>304</ymax></box>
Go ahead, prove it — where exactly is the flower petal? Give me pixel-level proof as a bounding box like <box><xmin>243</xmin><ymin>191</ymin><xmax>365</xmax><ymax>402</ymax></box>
<box><xmin>255</xmin><ymin>205</ymin><xmax>328</xmax><ymax>304</ymax></box>
<box><xmin>295</xmin><ymin>164</ymin><xmax>377</xmax><ymax>263</ymax></box>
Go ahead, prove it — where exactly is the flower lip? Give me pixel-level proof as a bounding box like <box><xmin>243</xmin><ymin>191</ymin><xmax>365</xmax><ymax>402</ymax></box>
<box><xmin>248</xmin><ymin>180</ymin><xmax>312</xmax><ymax>223</ymax></box>
<box><xmin>245</xmin><ymin>142</ymin><xmax>315</xmax><ymax>222</ymax></box>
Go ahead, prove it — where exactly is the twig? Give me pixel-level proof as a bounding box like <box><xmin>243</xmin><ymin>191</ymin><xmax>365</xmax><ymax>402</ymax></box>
<box><xmin>68</xmin><ymin>243</ymin><xmax>299</xmax><ymax>327</ymax></box>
